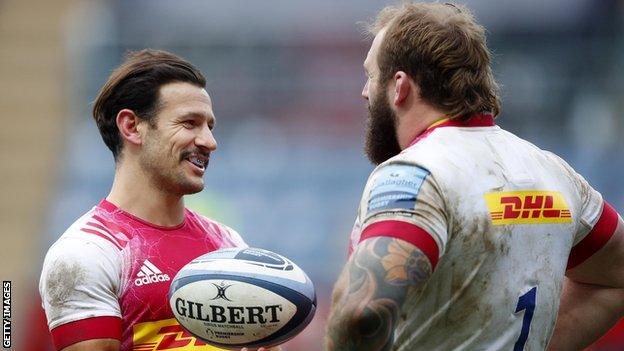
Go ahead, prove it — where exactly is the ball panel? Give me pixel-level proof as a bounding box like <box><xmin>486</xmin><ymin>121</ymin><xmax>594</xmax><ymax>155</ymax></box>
<box><xmin>181</xmin><ymin>258</ymin><xmax>307</xmax><ymax>283</ymax></box>
<box><xmin>175</xmin><ymin>259</ymin><xmax>314</xmax><ymax>301</ymax></box>
<box><xmin>233</xmin><ymin>248</ymin><xmax>291</xmax><ymax>268</ymax></box>
<box><xmin>170</xmin><ymin>278</ymin><xmax>295</xmax><ymax>346</ymax></box>
<box><xmin>191</xmin><ymin>247</ymin><xmax>241</xmax><ymax>260</ymax></box>
<box><xmin>170</xmin><ymin>274</ymin><xmax>315</xmax><ymax>348</ymax></box>
<box><xmin>169</xmin><ymin>247</ymin><xmax>316</xmax><ymax>349</ymax></box>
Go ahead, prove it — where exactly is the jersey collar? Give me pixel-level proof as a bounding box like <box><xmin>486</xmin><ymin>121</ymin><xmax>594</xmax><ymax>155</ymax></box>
<box><xmin>406</xmin><ymin>113</ymin><xmax>495</xmax><ymax>148</ymax></box>
<box><xmin>98</xmin><ymin>199</ymin><xmax>187</xmax><ymax>230</ymax></box>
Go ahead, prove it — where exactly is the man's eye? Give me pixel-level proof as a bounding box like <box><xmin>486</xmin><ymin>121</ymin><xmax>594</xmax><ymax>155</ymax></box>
<box><xmin>182</xmin><ymin>121</ymin><xmax>195</xmax><ymax>128</ymax></box>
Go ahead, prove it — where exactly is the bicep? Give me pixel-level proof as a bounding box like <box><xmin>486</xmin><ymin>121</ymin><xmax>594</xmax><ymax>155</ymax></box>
<box><xmin>567</xmin><ymin>215</ymin><xmax>624</xmax><ymax>288</ymax></box>
<box><xmin>61</xmin><ymin>338</ymin><xmax>120</xmax><ymax>351</ymax></box>
<box><xmin>326</xmin><ymin>236</ymin><xmax>433</xmax><ymax>350</ymax></box>
<box><xmin>339</xmin><ymin>236</ymin><xmax>433</xmax><ymax>315</ymax></box>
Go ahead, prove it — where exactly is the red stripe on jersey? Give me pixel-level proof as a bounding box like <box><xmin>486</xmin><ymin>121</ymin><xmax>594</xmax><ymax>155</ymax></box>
<box><xmin>92</xmin><ymin>214</ymin><xmax>112</xmax><ymax>228</ymax></box>
<box><xmin>85</xmin><ymin>221</ymin><xmax>128</xmax><ymax>246</ymax></box>
<box><xmin>567</xmin><ymin>202</ymin><xmax>619</xmax><ymax>270</ymax></box>
<box><xmin>360</xmin><ymin>220</ymin><xmax>440</xmax><ymax>270</ymax></box>
<box><xmin>407</xmin><ymin>113</ymin><xmax>495</xmax><ymax>148</ymax></box>
<box><xmin>86</xmin><ymin>221</ymin><xmax>114</xmax><ymax>235</ymax></box>
<box><xmin>51</xmin><ymin>316</ymin><xmax>121</xmax><ymax>350</ymax></box>
<box><xmin>92</xmin><ymin>214</ymin><xmax>130</xmax><ymax>239</ymax></box>
<box><xmin>80</xmin><ymin>228</ymin><xmax>123</xmax><ymax>250</ymax></box>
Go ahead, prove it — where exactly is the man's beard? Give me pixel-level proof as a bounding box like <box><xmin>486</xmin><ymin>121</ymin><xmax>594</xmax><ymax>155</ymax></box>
<box><xmin>364</xmin><ymin>89</ymin><xmax>401</xmax><ymax>165</ymax></box>
<box><xmin>140</xmin><ymin>131</ymin><xmax>205</xmax><ymax>196</ymax></box>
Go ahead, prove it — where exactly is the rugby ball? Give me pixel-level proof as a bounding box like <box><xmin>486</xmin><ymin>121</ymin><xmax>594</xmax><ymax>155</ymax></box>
<box><xmin>169</xmin><ymin>247</ymin><xmax>316</xmax><ymax>350</ymax></box>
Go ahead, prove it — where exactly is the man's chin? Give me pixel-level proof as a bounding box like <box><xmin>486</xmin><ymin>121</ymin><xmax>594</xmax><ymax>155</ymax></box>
<box><xmin>182</xmin><ymin>181</ymin><xmax>204</xmax><ymax>195</ymax></box>
<box><xmin>173</xmin><ymin>174</ymin><xmax>205</xmax><ymax>195</ymax></box>
<box><xmin>365</xmin><ymin>149</ymin><xmax>400</xmax><ymax>165</ymax></box>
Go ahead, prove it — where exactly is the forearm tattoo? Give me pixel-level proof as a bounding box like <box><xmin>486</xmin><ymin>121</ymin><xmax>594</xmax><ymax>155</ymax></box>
<box><xmin>326</xmin><ymin>237</ymin><xmax>432</xmax><ymax>351</ymax></box>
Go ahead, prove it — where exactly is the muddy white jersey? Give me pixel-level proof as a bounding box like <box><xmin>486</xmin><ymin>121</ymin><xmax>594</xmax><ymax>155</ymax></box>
<box><xmin>349</xmin><ymin>115</ymin><xmax>619</xmax><ymax>351</ymax></box>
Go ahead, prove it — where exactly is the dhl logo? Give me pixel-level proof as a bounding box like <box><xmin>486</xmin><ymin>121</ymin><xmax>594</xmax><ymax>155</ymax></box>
<box><xmin>484</xmin><ymin>191</ymin><xmax>572</xmax><ymax>225</ymax></box>
<box><xmin>133</xmin><ymin>318</ymin><xmax>225</xmax><ymax>351</ymax></box>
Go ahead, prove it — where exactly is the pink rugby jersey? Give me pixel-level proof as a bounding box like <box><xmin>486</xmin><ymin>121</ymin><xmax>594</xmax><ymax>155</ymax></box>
<box><xmin>40</xmin><ymin>199</ymin><xmax>246</xmax><ymax>351</ymax></box>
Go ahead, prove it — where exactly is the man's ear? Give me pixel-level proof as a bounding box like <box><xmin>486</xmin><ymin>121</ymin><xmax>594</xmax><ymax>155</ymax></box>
<box><xmin>392</xmin><ymin>71</ymin><xmax>411</xmax><ymax>107</ymax></box>
<box><xmin>116</xmin><ymin>109</ymin><xmax>143</xmax><ymax>146</ymax></box>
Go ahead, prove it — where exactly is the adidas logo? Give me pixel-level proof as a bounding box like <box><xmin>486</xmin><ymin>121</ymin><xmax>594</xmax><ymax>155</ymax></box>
<box><xmin>134</xmin><ymin>259</ymin><xmax>170</xmax><ymax>286</ymax></box>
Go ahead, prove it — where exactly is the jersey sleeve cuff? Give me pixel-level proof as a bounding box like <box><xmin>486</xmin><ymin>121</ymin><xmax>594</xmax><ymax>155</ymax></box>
<box><xmin>50</xmin><ymin>316</ymin><xmax>121</xmax><ymax>350</ymax></box>
<box><xmin>567</xmin><ymin>201</ymin><xmax>619</xmax><ymax>270</ymax></box>
<box><xmin>360</xmin><ymin>220</ymin><xmax>440</xmax><ymax>270</ymax></box>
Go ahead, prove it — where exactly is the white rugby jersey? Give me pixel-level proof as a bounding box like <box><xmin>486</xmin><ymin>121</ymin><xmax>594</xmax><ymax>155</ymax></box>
<box><xmin>349</xmin><ymin>114</ymin><xmax>619</xmax><ymax>351</ymax></box>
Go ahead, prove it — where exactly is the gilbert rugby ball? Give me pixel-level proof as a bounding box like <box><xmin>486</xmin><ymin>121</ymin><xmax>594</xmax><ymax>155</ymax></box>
<box><xmin>169</xmin><ymin>247</ymin><xmax>316</xmax><ymax>350</ymax></box>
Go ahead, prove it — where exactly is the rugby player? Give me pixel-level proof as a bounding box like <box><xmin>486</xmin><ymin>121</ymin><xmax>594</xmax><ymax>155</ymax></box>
<box><xmin>39</xmin><ymin>50</ymin><xmax>274</xmax><ymax>351</ymax></box>
<box><xmin>325</xmin><ymin>3</ymin><xmax>624</xmax><ymax>350</ymax></box>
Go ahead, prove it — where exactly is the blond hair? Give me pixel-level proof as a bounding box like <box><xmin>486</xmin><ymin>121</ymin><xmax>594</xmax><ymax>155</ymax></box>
<box><xmin>368</xmin><ymin>2</ymin><xmax>501</xmax><ymax>118</ymax></box>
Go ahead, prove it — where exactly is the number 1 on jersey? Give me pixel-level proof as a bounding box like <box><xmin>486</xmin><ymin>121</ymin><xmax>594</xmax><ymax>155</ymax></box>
<box><xmin>514</xmin><ymin>286</ymin><xmax>537</xmax><ymax>351</ymax></box>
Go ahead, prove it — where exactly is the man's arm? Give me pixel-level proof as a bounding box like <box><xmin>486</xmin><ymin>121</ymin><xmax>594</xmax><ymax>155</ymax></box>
<box><xmin>548</xmin><ymin>212</ymin><xmax>624</xmax><ymax>350</ymax></box>
<box><xmin>548</xmin><ymin>279</ymin><xmax>624</xmax><ymax>351</ymax></box>
<box><xmin>565</xmin><ymin>215</ymin><xmax>624</xmax><ymax>287</ymax></box>
<box><xmin>325</xmin><ymin>237</ymin><xmax>432</xmax><ymax>351</ymax></box>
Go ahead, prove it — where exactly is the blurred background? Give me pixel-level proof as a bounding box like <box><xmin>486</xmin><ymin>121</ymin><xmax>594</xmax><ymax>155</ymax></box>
<box><xmin>1</xmin><ymin>0</ymin><xmax>623</xmax><ymax>350</ymax></box>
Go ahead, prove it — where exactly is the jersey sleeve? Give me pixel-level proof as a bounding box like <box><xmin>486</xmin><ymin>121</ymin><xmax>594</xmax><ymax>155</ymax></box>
<box><xmin>193</xmin><ymin>211</ymin><xmax>248</xmax><ymax>248</ymax></box>
<box><xmin>39</xmin><ymin>235</ymin><xmax>122</xmax><ymax>349</ymax></box>
<box><xmin>224</xmin><ymin>225</ymin><xmax>249</xmax><ymax>248</ymax></box>
<box><xmin>567</xmin><ymin>201</ymin><xmax>620</xmax><ymax>270</ymax></box>
<box><xmin>545</xmin><ymin>152</ymin><xmax>621</xmax><ymax>269</ymax></box>
<box><xmin>357</xmin><ymin>162</ymin><xmax>448</xmax><ymax>270</ymax></box>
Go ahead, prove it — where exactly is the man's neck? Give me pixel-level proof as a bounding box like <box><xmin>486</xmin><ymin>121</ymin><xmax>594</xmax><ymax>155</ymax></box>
<box><xmin>106</xmin><ymin>162</ymin><xmax>186</xmax><ymax>227</ymax></box>
<box><xmin>397</xmin><ymin>107</ymin><xmax>447</xmax><ymax>149</ymax></box>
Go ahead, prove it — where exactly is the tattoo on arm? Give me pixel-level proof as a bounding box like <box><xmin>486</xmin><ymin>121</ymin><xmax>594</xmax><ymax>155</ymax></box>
<box><xmin>325</xmin><ymin>237</ymin><xmax>433</xmax><ymax>351</ymax></box>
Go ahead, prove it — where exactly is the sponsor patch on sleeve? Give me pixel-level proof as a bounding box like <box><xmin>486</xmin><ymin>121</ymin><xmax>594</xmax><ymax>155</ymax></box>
<box><xmin>367</xmin><ymin>164</ymin><xmax>430</xmax><ymax>214</ymax></box>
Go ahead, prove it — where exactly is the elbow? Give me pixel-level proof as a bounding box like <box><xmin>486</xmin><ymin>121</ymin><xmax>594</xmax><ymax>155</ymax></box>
<box><xmin>356</xmin><ymin>302</ymin><xmax>397</xmax><ymax>340</ymax></box>
<box><xmin>328</xmin><ymin>301</ymin><xmax>397</xmax><ymax>349</ymax></box>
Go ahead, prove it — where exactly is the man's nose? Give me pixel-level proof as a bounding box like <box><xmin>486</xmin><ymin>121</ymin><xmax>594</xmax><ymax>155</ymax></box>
<box><xmin>196</xmin><ymin>125</ymin><xmax>217</xmax><ymax>151</ymax></box>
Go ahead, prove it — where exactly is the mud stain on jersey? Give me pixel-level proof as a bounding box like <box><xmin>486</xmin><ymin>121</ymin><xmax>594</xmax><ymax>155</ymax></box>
<box><xmin>45</xmin><ymin>259</ymin><xmax>86</xmax><ymax>307</ymax></box>
<box><xmin>445</xmin><ymin>198</ymin><xmax>497</xmax><ymax>330</ymax></box>
<box><xmin>497</xmin><ymin>226</ymin><xmax>512</xmax><ymax>257</ymax></box>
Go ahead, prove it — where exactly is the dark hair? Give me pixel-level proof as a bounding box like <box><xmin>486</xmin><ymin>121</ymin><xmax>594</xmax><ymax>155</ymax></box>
<box><xmin>369</xmin><ymin>2</ymin><xmax>501</xmax><ymax>119</ymax></box>
<box><xmin>93</xmin><ymin>49</ymin><xmax>206</xmax><ymax>160</ymax></box>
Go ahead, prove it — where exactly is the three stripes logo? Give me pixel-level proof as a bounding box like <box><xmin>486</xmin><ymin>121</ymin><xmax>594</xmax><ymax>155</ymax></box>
<box><xmin>484</xmin><ymin>191</ymin><xmax>572</xmax><ymax>225</ymax></box>
<box><xmin>80</xmin><ymin>215</ymin><xmax>128</xmax><ymax>250</ymax></box>
<box><xmin>134</xmin><ymin>259</ymin><xmax>170</xmax><ymax>286</ymax></box>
